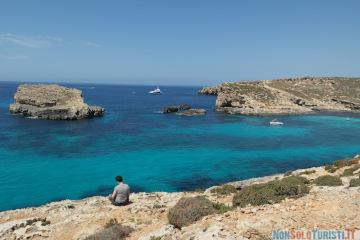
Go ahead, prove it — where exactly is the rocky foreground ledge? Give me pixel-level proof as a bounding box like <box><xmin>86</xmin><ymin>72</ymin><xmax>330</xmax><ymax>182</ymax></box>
<box><xmin>9</xmin><ymin>84</ymin><xmax>104</xmax><ymax>120</ymax></box>
<box><xmin>1</xmin><ymin>155</ymin><xmax>360</xmax><ymax>240</ymax></box>
<box><xmin>199</xmin><ymin>77</ymin><xmax>360</xmax><ymax>115</ymax></box>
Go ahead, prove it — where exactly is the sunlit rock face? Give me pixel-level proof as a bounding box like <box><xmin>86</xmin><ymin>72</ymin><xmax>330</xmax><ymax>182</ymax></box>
<box><xmin>9</xmin><ymin>84</ymin><xmax>104</xmax><ymax>120</ymax></box>
<box><xmin>199</xmin><ymin>77</ymin><xmax>360</xmax><ymax>115</ymax></box>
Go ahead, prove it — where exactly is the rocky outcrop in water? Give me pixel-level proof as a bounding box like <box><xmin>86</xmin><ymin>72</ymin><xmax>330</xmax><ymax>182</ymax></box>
<box><xmin>176</xmin><ymin>108</ymin><xmax>206</xmax><ymax>116</ymax></box>
<box><xmin>179</xmin><ymin>104</ymin><xmax>192</xmax><ymax>111</ymax></box>
<box><xmin>9</xmin><ymin>84</ymin><xmax>104</xmax><ymax>120</ymax></box>
<box><xmin>199</xmin><ymin>77</ymin><xmax>360</xmax><ymax>115</ymax></box>
<box><xmin>162</xmin><ymin>104</ymin><xmax>206</xmax><ymax>116</ymax></box>
<box><xmin>162</xmin><ymin>105</ymin><xmax>180</xmax><ymax>113</ymax></box>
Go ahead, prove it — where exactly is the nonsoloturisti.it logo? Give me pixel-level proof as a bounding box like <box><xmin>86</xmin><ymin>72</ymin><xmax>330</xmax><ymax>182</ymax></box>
<box><xmin>272</xmin><ymin>229</ymin><xmax>358</xmax><ymax>240</ymax></box>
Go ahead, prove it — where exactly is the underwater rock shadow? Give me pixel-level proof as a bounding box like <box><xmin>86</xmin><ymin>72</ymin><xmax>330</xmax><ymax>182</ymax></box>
<box><xmin>168</xmin><ymin>175</ymin><xmax>238</xmax><ymax>192</ymax></box>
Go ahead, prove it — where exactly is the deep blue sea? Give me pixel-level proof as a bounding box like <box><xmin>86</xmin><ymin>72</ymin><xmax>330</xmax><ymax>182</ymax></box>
<box><xmin>1</xmin><ymin>82</ymin><xmax>360</xmax><ymax>211</ymax></box>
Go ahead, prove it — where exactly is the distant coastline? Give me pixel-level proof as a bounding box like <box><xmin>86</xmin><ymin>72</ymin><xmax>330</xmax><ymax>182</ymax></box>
<box><xmin>199</xmin><ymin>77</ymin><xmax>360</xmax><ymax>115</ymax></box>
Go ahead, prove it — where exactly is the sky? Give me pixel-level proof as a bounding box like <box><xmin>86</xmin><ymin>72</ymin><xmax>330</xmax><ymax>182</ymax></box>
<box><xmin>0</xmin><ymin>0</ymin><xmax>360</xmax><ymax>86</ymax></box>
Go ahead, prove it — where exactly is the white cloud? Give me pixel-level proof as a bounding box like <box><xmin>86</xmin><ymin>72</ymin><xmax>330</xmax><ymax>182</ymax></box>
<box><xmin>0</xmin><ymin>33</ymin><xmax>56</xmax><ymax>48</ymax></box>
<box><xmin>0</xmin><ymin>54</ymin><xmax>29</xmax><ymax>60</ymax></box>
<box><xmin>0</xmin><ymin>33</ymin><xmax>100</xmax><ymax>49</ymax></box>
<box><xmin>83</xmin><ymin>41</ymin><xmax>101</xmax><ymax>47</ymax></box>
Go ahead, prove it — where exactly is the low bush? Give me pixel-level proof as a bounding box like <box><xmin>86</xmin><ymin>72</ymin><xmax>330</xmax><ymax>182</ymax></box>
<box><xmin>25</xmin><ymin>218</ymin><xmax>50</xmax><ymax>226</ymax></box>
<box><xmin>11</xmin><ymin>218</ymin><xmax>50</xmax><ymax>231</ymax></box>
<box><xmin>168</xmin><ymin>196</ymin><xmax>217</xmax><ymax>228</ymax></box>
<box><xmin>150</xmin><ymin>237</ymin><xmax>162</xmax><ymax>240</ymax></box>
<box><xmin>324</xmin><ymin>158</ymin><xmax>359</xmax><ymax>173</ymax></box>
<box><xmin>324</xmin><ymin>165</ymin><xmax>337</xmax><ymax>173</ymax></box>
<box><xmin>342</xmin><ymin>165</ymin><xmax>360</xmax><ymax>176</ymax></box>
<box><xmin>210</xmin><ymin>184</ymin><xmax>237</xmax><ymax>195</ymax></box>
<box><xmin>84</xmin><ymin>224</ymin><xmax>134</xmax><ymax>240</ymax></box>
<box><xmin>349</xmin><ymin>178</ymin><xmax>360</xmax><ymax>187</ymax></box>
<box><xmin>213</xmin><ymin>203</ymin><xmax>234</xmax><ymax>214</ymax></box>
<box><xmin>283</xmin><ymin>175</ymin><xmax>310</xmax><ymax>185</ymax></box>
<box><xmin>314</xmin><ymin>175</ymin><xmax>342</xmax><ymax>186</ymax></box>
<box><xmin>40</xmin><ymin>218</ymin><xmax>51</xmax><ymax>226</ymax></box>
<box><xmin>334</xmin><ymin>159</ymin><xmax>359</xmax><ymax>168</ymax></box>
<box><xmin>299</xmin><ymin>170</ymin><xmax>316</xmax><ymax>175</ymax></box>
<box><xmin>232</xmin><ymin>176</ymin><xmax>310</xmax><ymax>207</ymax></box>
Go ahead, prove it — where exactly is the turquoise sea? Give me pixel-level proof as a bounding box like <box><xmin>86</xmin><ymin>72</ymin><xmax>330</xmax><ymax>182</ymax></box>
<box><xmin>1</xmin><ymin>82</ymin><xmax>360</xmax><ymax>211</ymax></box>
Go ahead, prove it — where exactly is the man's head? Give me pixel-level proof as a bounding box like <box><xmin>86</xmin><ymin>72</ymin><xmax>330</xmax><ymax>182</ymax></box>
<box><xmin>115</xmin><ymin>175</ymin><xmax>123</xmax><ymax>183</ymax></box>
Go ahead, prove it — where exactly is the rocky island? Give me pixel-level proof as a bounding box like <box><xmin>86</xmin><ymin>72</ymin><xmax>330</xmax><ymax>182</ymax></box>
<box><xmin>9</xmin><ymin>84</ymin><xmax>104</xmax><ymax>120</ymax></box>
<box><xmin>0</xmin><ymin>155</ymin><xmax>359</xmax><ymax>239</ymax></box>
<box><xmin>162</xmin><ymin>104</ymin><xmax>207</xmax><ymax>116</ymax></box>
<box><xmin>200</xmin><ymin>77</ymin><xmax>360</xmax><ymax>115</ymax></box>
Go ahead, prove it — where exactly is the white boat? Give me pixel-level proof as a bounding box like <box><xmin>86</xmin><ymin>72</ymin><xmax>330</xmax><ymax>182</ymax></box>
<box><xmin>269</xmin><ymin>119</ymin><xmax>284</xmax><ymax>126</ymax></box>
<box><xmin>149</xmin><ymin>87</ymin><xmax>162</xmax><ymax>95</ymax></box>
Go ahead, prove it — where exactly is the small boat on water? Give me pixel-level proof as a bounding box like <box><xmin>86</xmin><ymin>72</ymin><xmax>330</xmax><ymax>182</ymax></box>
<box><xmin>269</xmin><ymin>119</ymin><xmax>284</xmax><ymax>126</ymax></box>
<box><xmin>149</xmin><ymin>87</ymin><xmax>162</xmax><ymax>95</ymax></box>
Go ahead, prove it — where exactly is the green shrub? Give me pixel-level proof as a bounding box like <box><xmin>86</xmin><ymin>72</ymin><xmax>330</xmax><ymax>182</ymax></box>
<box><xmin>282</xmin><ymin>175</ymin><xmax>310</xmax><ymax>184</ymax></box>
<box><xmin>324</xmin><ymin>165</ymin><xmax>337</xmax><ymax>173</ymax></box>
<box><xmin>210</xmin><ymin>184</ymin><xmax>237</xmax><ymax>195</ymax></box>
<box><xmin>168</xmin><ymin>196</ymin><xmax>217</xmax><ymax>228</ymax></box>
<box><xmin>24</xmin><ymin>218</ymin><xmax>50</xmax><ymax>226</ymax></box>
<box><xmin>41</xmin><ymin>218</ymin><xmax>51</xmax><ymax>226</ymax></box>
<box><xmin>84</xmin><ymin>224</ymin><xmax>134</xmax><ymax>240</ymax></box>
<box><xmin>150</xmin><ymin>237</ymin><xmax>162</xmax><ymax>240</ymax></box>
<box><xmin>299</xmin><ymin>170</ymin><xmax>316</xmax><ymax>175</ymax></box>
<box><xmin>349</xmin><ymin>178</ymin><xmax>360</xmax><ymax>187</ymax></box>
<box><xmin>334</xmin><ymin>159</ymin><xmax>359</xmax><ymax>168</ymax></box>
<box><xmin>314</xmin><ymin>175</ymin><xmax>342</xmax><ymax>186</ymax></box>
<box><xmin>25</xmin><ymin>218</ymin><xmax>41</xmax><ymax>226</ymax></box>
<box><xmin>342</xmin><ymin>165</ymin><xmax>360</xmax><ymax>176</ymax></box>
<box><xmin>232</xmin><ymin>176</ymin><xmax>310</xmax><ymax>207</ymax></box>
<box><xmin>213</xmin><ymin>203</ymin><xmax>234</xmax><ymax>214</ymax></box>
<box><xmin>324</xmin><ymin>158</ymin><xmax>359</xmax><ymax>174</ymax></box>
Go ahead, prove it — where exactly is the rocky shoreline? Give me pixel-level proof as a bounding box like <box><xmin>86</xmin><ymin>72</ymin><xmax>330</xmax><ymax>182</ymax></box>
<box><xmin>1</xmin><ymin>155</ymin><xmax>359</xmax><ymax>240</ymax></box>
<box><xmin>199</xmin><ymin>77</ymin><xmax>360</xmax><ymax>115</ymax></box>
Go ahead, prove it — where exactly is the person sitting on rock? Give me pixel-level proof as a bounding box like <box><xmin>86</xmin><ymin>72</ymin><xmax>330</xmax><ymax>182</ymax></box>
<box><xmin>108</xmin><ymin>176</ymin><xmax>130</xmax><ymax>206</ymax></box>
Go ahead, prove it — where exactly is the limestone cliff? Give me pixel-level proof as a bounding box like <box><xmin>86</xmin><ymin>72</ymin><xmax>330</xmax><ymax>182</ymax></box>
<box><xmin>200</xmin><ymin>77</ymin><xmax>360</xmax><ymax>115</ymax></box>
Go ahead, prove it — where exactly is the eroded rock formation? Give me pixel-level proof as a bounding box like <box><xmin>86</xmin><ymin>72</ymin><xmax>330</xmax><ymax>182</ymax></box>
<box><xmin>9</xmin><ymin>84</ymin><xmax>104</xmax><ymax>120</ymax></box>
